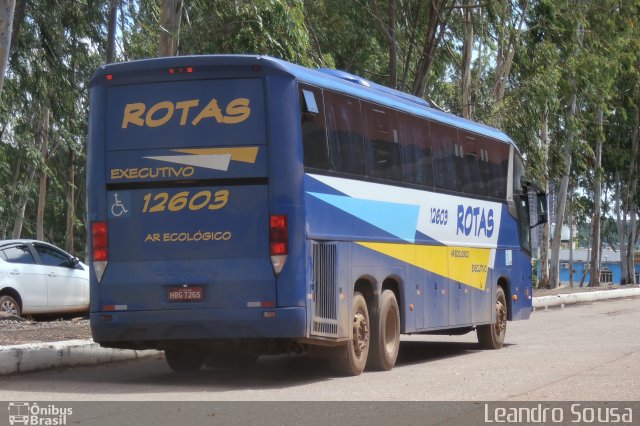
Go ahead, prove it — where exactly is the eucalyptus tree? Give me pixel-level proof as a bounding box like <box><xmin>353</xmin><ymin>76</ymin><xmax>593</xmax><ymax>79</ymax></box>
<box><xmin>0</xmin><ymin>0</ymin><xmax>16</xmax><ymax>99</ymax></box>
<box><xmin>179</xmin><ymin>0</ymin><xmax>313</xmax><ymax>66</ymax></box>
<box><xmin>0</xmin><ymin>0</ymin><xmax>105</xmax><ymax>255</ymax></box>
<box><xmin>603</xmin><ymin>13</ymin><xmax>640</xmax><ymax>284</ymax></box>
<box><xmin>566</xmin><ymin>0</ymin><xmax>626</xmax><ymax>287</ymax></box>
<box><xmin>159</xmin><ymin>0</ymin><xmax>182</xmax><ymax>56</ymax></box>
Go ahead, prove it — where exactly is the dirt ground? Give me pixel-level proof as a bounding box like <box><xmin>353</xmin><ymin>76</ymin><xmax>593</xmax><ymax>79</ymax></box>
<box><xmin>1</xmin><ymin>284</ymin><xmax>638</xmax><ymax>346</ymax></box>
<box><xmin>0</xmin><ymin>315</ymin><xmax>91</xmax><ymax>346</ymax></box>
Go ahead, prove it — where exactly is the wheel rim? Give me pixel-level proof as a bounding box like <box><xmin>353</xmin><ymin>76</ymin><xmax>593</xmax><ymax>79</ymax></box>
<box><xmin>1</xmin><ymin>299</ymin><xmax>17</xmax><ymax>315</ymax></box>
<box><xmin>384</xmin><ymin>307</ymin><xmax>399</xmax><ymax>353</ymax></box>
<box><xmin>352</xmin><ymin>310</ymin><xmax>369</xmax><ymax>358</ymax></box>
<box><xmin>495</xmin><ymin>298</ymin><xmax>507</xmax><ymax>335</ymax></box>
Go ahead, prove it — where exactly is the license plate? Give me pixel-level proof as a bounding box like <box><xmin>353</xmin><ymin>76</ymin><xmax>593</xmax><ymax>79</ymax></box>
<box><xmin>168</xmin><ymin>286</ymin><xmax>203</xmax><ymax>301</ymax></box>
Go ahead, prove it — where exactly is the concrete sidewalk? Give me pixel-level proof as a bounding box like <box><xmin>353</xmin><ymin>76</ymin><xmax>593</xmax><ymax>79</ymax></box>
<box><xmin>0</xmin><ymin>339</ymin><xmax>159</xmax><ymax>375</ymax></box>
<box><xmin>533</xmin><ymin>286</ymin><xmax>640</xmax><ymax>309</ymax></box>
<box><xmin>1</xmin><ymin>287</ymin><xmax>639</xmax><ymax>376</ymax></box>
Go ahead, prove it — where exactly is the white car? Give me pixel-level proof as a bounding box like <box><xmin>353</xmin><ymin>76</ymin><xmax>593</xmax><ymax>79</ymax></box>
<box><xmin>0</xmin><ymin>240</ymin><xmax>89</xmax><ymax>317</ymax></box>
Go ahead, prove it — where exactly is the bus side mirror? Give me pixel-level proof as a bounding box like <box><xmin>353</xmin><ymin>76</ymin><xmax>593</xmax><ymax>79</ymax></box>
<box><xmin>532</xmin><ymin>192</ymin><xmax>547</xmax><ymax>228</ymax></box>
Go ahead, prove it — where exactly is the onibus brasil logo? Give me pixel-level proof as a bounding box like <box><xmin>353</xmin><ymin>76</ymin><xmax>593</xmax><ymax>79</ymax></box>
<box><xmin>7</xmin><ymin>402</ymin><xmax>72</xmax><ymax>425</ymax></box>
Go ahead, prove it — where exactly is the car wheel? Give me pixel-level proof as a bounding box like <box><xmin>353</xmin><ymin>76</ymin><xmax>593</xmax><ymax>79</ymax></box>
<box><xmin>0</xmin><ymin>295</ymin><xmax>21</xmax><ymax>317</ymax></box>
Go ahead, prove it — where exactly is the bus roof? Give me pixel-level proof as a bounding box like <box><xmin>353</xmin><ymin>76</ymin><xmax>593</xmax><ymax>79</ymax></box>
<box><xmin>93</xmin><ymin>54</ymin><xmax>515</xmax><ymax>146</ymax></box>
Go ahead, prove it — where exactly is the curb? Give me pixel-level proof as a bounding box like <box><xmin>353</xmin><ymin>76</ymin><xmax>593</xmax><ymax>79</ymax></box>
<box><xmin>532</xmin><ymin>287</ymin><xmax>640</xmax><ymax>309</ymax></box>
<box><xmin>0</xmin><ymin>339</ymin><xmax>159</xmax><ymax>376</ymax></box>
<box><xmin>1</xmin><ymin>289</ymin><xmax>638</xmax><ymax>376</ymax></box>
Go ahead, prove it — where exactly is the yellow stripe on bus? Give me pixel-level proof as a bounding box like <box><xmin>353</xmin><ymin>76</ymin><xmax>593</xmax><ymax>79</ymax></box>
<box><xmin>173</xmin><ymin>147</ymin><xmax>259</xmax><ymax>163</ymax></box>
<box><xmin>355</xmin><ymin>242</ymin><xmax>491</xmax><ymax>290</ymax></box>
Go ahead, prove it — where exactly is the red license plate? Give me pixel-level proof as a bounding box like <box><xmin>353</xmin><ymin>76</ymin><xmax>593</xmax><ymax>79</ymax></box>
<box><xmin>168</xmin><ymin>286</ymin><xmax>203</xmax><ymax>301</ymax></box>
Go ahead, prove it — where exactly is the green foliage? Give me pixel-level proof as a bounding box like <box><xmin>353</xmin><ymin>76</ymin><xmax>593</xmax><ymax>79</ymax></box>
<box><xmin>0</xmin><ymin>0</ymin><xmax>639</xmax><ymax>258</ymax></box>
<box><xmin>0</xmin><ymin>0</ymin><xmax>103</xmax><ymax>255</ymax></box>
<box><xmin>179</xmin><ymin>0</ymin><xmax>313</xmax><ymax>66</ymax></box>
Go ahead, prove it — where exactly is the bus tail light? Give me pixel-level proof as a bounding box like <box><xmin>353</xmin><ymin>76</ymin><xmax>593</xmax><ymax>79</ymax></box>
<box><xmin>269</xmin><ymin>214</ymin><xmax>288</xmax><ymax>275</ymax></box>
<box><xmin>91</xmin><ymin>221</ymin><xmax>108</xmax><ymax>283</ymax></box>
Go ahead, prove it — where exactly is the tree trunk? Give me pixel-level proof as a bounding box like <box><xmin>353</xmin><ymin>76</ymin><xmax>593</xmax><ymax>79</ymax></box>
<box><xmin>615</xmin><ymin>172</ymin><xmax>628</xmax><ymax>284</ymax></box>
<box><xmin>628</xmin><ymin>206</ymin><xmax>637</xmax><ymax>284</ymax></box>
<box><xmin>1</xmin><ymin>150</ymin><xmax>21</xmax><ymax>238</ymax></box>
<box><xmin>491</xmin><ymin>0</ymin><xmax>528</xmax><ymax>102</ymax></box>
<box><xmin>36</xmin><ymin>155</ymin><xmax>48</xmax><ymax>241</ymax></box>
<box><xmin>36</xmin><ymin>98</ymin><xmax>53</xmax><ymax>241</ymax></box>
<box><xmin>539</xmin><ymin>200</ymin><xmax>550</xmax><ymax>288</ymax></box>
<box><xmin>579</xmin><ymin>234</ymin><xmax>591</xmax><ymax>287</ymax></box>
<box><xmin>461</xmin><ymin>0</ymin><xmax>473</xmax><ymax>119</ymax></box>
<box><xmin>303</xmin><ymin>1</ymin><xmax>324</xmax><ymax>66</ymax></box>
<box><xmin>474</xmin><ymin>4</ymin><xmax>484</xmax><ymax>86</ymax></box>
<box><xmin>158</xmin><ymin>0</ymin><xmax>183</xmax><ymax>57</ymax></box>
<box><xmin>0</xmin><ymin>0</ymin><xmax>16</xmax><ymax>99</ymax></box>
<box><xmin>388</xmin><ymin>0</ymin><xmax>397</xmax><ymax>88</ymax></box>
<box><xmin>65</xmin><ymin>149</ymin><xmax>75</xmax><ymax>254</ymax></box>
<box><xmin>589</xmin><ymin>107</ymin><xmax>603</xmax><ymax>287</ymax></box>
<box><xmin>538</xmin><ymin>108</ymin><xmax>550</xmax><ymax>288</ymax></box>
<box><xmin>412</xmin><ymin>0</ymin><xmax>454</xmax><ymax>97</ymax></box>
<box><xmin>13</xmin><ymin>104</ymin><xmax>50</xmax><ymax>238</ymax></box>
<box><xmin>624</xmin><ymin>108</ymin><xmax>639</xmax><ymax>284</ymax></box>
<box><xmin>400</xmin><ymin>0</ymin><xmax>424</xmax><ymax>90</ymax></box>
<box><xmin>106</xmin><ymin>0</ymin><xmax>118</xmax><ymax>63</ymax></box>
<box><xmin>549</xmin><ymin>92</ymin><xmax>576</xmax><ymax>288</ymax></box>
<box><xmin>568</xmin><ymin>193</ymin><xmax>574</xmax><ymax>288</ymax></box>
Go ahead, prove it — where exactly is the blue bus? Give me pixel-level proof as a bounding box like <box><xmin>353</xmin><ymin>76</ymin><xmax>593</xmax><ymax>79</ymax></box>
<box><xmin>87</xmin><ymin>55</ymin><xmax>546</xmax><ymax>375</ymax></box>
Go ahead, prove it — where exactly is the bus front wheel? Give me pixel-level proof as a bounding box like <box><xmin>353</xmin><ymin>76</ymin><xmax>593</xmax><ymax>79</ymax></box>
<box><xmin>367</xmin><ymin>290</ymin><xmax>400</xmax><ymax>371</ymax></box>
<box><xmin>477</xmin><ymin>286</ymin><xmax>507</xmax><ymax>349</ymax></box>
<box><xmin>164</xmin><ymin>349</ymin><xmax>205</xmax><ymax>373</ymax></box>
<box><xmin>332</xmin><ymin>292</ymin><xmax>369</xmax><ymax>376</ymax></box>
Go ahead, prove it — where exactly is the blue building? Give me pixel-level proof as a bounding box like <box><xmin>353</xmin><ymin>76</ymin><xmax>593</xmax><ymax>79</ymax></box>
<box><xmin>557</xmin><ymin>249</ymin><xmax>640</xmax><ymax>285</ymax></box>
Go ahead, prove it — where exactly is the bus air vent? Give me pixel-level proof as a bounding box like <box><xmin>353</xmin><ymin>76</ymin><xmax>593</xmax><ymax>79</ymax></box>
<box><xmin>311</xmin><ymin>242</ymin><xmax>339</xmax><ymax>337</ymax></box>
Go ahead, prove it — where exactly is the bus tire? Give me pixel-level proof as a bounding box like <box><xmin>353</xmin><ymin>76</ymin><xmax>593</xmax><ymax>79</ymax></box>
<box><xmin>164</xmin><ymin>349</ymin><xmax>205</xmax><ymax>373</ymax></box>
<box><xmin>331</xmin><ymin>292</ymin><xmax>369</xmax><ymax>376</ymax></box>
<box><xmin>477</xmin><ymin>286</ymin><xmax>507</xmax><ymax>349</ymax></box>
<box><xmin>367</xmin><ymin>290</ymin><xmax>400</xmax><ymax>371</ymax></box>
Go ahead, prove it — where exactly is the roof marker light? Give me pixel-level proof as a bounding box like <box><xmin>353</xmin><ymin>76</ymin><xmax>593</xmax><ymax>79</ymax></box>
<box><xmin>105</xmin><ymin>74</ymin><xmax>113</xmax><ymax>81</ymax></box>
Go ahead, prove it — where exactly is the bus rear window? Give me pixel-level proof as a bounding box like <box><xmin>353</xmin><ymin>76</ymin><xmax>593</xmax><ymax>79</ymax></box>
<box><xmin>300</xmin><ymin>84</ymin><xmax>329</xmax><ymax>170</ymax></box>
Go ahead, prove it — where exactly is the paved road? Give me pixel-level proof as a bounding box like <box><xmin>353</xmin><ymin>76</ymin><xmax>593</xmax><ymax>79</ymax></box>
<box><xmin>0</xmin><ymin>297</ymin><xmax>638</xmax><ymax>402</ymax></box>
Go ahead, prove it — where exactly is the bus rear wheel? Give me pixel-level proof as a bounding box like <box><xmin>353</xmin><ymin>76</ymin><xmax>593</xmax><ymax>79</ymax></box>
<box><xmin>332</xmin><ymin>292</ymin><xmax>369</xmax><ymax>376</ymax></box>
<box><xmin>164</xmin><ymin>348</ymin><xmax>205</xmax><ymax>373</ymax></box>
<box><xmin>477</xmin><ymin>286</ymin><xmax>507</xmax><ymax>349</ymax></box>
<box><xmin>367</xmin><ymin>290</ymin><xmax>400</xmax><ymax>371</ymax></box>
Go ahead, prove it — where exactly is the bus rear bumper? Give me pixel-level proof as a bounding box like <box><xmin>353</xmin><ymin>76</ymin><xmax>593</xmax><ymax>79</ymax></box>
<box><xmin>90</xmin><ymin>307</ymin><xmax>307</xmax><ymax>348</ymax></box>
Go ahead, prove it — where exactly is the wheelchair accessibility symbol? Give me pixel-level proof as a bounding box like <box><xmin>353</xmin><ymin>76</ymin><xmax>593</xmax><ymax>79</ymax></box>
<box><xmin>110</xmin><ymin>192</ymin><xmax>130</xmax><ymax>218</ymax></box>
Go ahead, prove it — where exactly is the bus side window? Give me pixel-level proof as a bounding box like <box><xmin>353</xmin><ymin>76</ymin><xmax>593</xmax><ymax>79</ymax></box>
<box><xmin>362</xmin><ymin>102</ymin><xmax>401</xmax><ymax>181</ymax></box>
<box><xmin>431</xmin><ymin>121</ymin><xmax>461</xmax><ymax>192</ymax></box>
<box><xmin>512</xmin><ymin>152</ymin><xmax>526</xmax><ymax>195</ymax></box>
<box><xmin>459</xmin><ymin>131</ymin><xmax>487</xmax><ymax>196</ymax></box>
<box><xmin>485</xmin><ymin>138</ymin><xmax>509</xmax><ymax>199</ymax></box>
<box><xmin>398</xmin><ymin>112</ymin><xmax>433</xmax><ymax>187</ymax></box>
<box><xmin>299</xmin><ymin>85</ymin><xmax>330</xmax><ymax>170</ymax></box>
<box><xmin>324</xmin><ymin>90</ymin><xmax>366</xmax><ymax>176</ymax></box>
